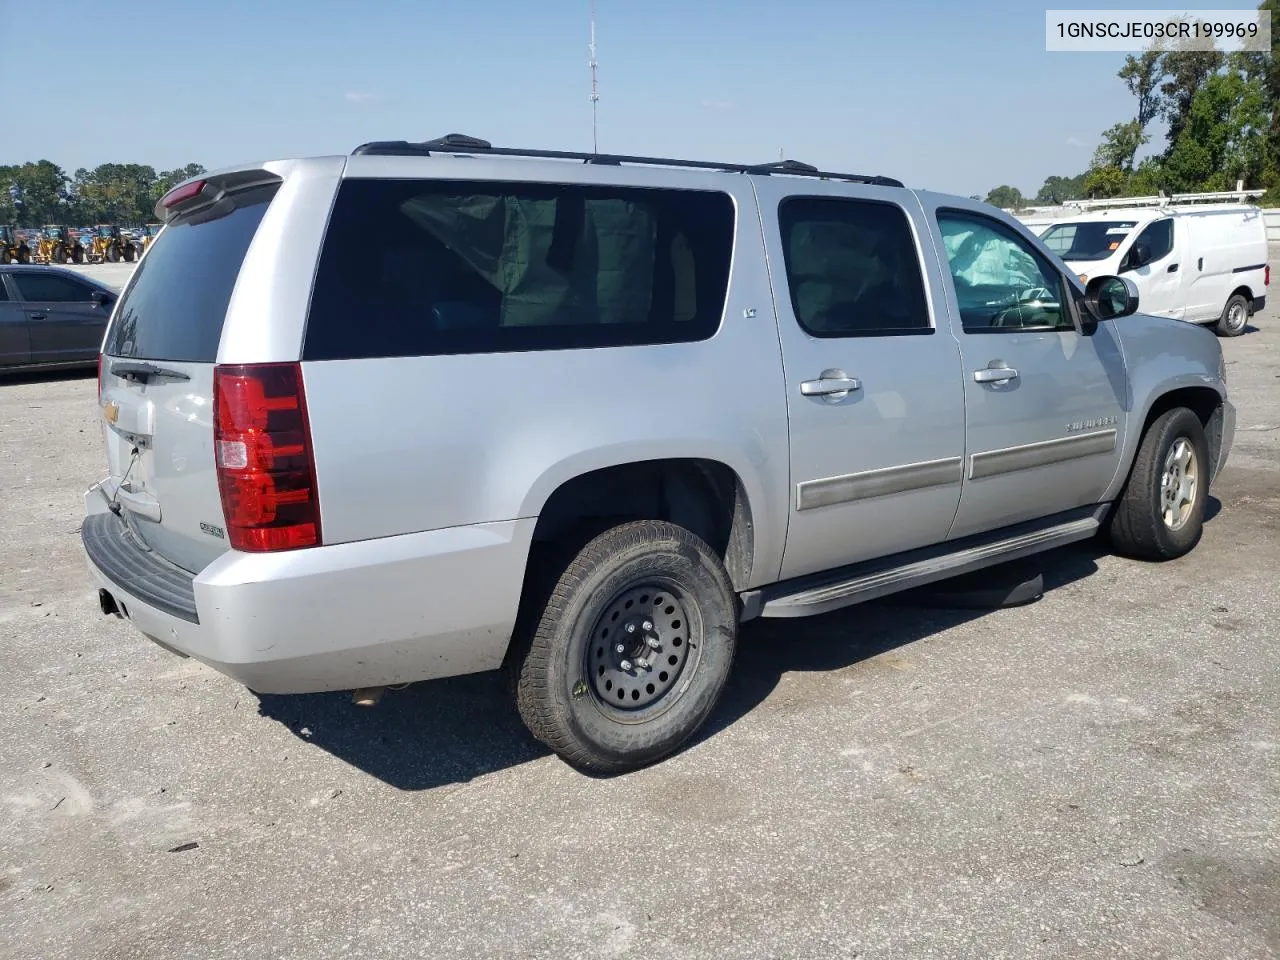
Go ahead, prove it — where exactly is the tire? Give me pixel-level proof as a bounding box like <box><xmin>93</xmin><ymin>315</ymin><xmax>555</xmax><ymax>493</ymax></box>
<box><xmin>1215</xmin><ymin>292</ymin><xmax>1250</xmax><ymax>337</ymax></box>
<box><xmin>106</xmin><ymin>243</ymin><xmax>121</xmax><ymax>263</ymax></box>
<box><xmin>124</xmin><ymin>244</ymin><xmax>137</xmax><ymax>262</ymax></box>
<box><xmin>72</xmin><ymin>246</ymin><xmax>85</xmax><ymax>264</ymax></box>
<box><xmin>1109</xmin><ymin>407</ymin><xmax>1210</xmax><ymax>561</ymax></box>
<box><xmin>511</xmin><ymin>520</ymin><xmax>738</xmax><ymax>774</ymax></box>
<box><xmin>52</xmin><ymin>246</ymin><xmax>67</xmax><ymax>264</ymax></box>
<box><xmin>18</xmin><ymin>247</ymin><xmax>29</xmax><ymax>264</ymax></box>
<box><xmin>0</xmin><ymin>249</ymin><xmax>9</xmax><ymax>265</ymax></box>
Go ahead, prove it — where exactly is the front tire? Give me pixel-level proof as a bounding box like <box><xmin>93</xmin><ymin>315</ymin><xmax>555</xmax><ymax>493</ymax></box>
<box><xmin>1216</xmin><ymin>292</ymin><xmax>1250</xmax><ymax>337</ymax></box>
<box><xmin>512</xmin><ymin>520</ymin><xmax>738</xmax><ymax>774</ymax></box>
<box><xmin>1109</xmin><ymin>407</ymin><xmax>1210</xmax><ymax>560</ymax></box>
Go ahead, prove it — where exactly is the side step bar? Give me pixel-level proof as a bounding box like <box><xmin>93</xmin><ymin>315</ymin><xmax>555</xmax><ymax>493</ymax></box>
<box><xmin>741</xmin><ymin>506</ymin><xmax>1107</xmax><ymax>620</ymax></box>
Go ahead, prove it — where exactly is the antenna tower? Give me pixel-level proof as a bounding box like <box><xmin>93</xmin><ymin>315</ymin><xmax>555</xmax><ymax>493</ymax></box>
<box><xmin>589</xmin><ymin>1</ymin><xmax>600</xmax><ymax>153</ymax></box>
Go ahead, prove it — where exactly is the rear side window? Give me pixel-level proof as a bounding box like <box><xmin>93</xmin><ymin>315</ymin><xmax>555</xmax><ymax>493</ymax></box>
<box><xmin>777</xmin><ymin>197</ymin><xmax>931</xmax><ymax>337</ymax></box>
<box><xmin>303</xmin><ymin>179</ymin><xmax>735</xmax><ymax>359</ymax></box>
<box><xmin>13</xmin><ymin>273</ymin><xmax>93</xmax><ymax>302</ymax></box>
<box><xmin>104</xmin><ymin>184</ymin><xmax>279</xmax><ymax>361</ymax></box>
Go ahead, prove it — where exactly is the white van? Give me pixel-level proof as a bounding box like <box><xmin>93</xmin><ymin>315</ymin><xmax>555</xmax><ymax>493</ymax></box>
<box><xmin>1040</xmin><ymin>204</ymin><xmax>1268</xmax><ymax>336</ymax></box>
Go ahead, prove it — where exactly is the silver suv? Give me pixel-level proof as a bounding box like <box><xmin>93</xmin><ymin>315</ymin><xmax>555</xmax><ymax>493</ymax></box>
<box><xmin>83</xmin><ymin>135</ymin><xmax>1236</xmax><ymax>773</ymax></box>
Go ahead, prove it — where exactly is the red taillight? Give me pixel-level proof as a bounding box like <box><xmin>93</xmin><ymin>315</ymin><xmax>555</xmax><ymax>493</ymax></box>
<box><xmin>1266</xmin><ymin>264</ymin><xmax>1270</xmax><ymax>287</ymax></box>
<box><xmin>213</xmin><ymin>363</ymin><xmax>321</xmax><ymax>552</ymax></box>
<box><xmin>97</xmin><ymin>353</ymin><xmax>103</xmax><ymax>401</ymax></box>
<box><xmin>161</xmin><ymin>179</ymin><xmax>206</xmax><ymax>209</ymax></box>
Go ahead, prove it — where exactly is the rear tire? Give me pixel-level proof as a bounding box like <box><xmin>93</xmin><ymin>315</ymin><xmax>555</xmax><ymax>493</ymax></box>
<box><xmin>0</xmin><ymin>249</ymin><xmax>9</xmax><ymax>265</ymax></box>
<box><xmin>1215</xmin><ymin>292</ymin><xmax>1249</xmax><ymax>337</ymax></box>
<box><xmin>18</xmin><ymin>247</ymin><xmax>30</xmax><ymax>264</ymax></box>
<box><xmin>53</xmin><ymin>246</ymin><xmax>67</xmax><ymax>264</ymax></box>
<box><xmin>72</xmin><ymin>246</ymin><xmax>85</xmax><ymax>264</ymax></box>
<box><xmin>106</xmin><ymin>243</ymin><xmax>121</xmax><ymax>263</ymax></box>
<box><xmin>1109</xmin><ymin>407</ymin><xmax>1210</xmax><ymax>561</ymax></box>
<box><xmin>511</xmin><ymin>520</ymin><xmax>738</xmax><ymax>774</ymax></box>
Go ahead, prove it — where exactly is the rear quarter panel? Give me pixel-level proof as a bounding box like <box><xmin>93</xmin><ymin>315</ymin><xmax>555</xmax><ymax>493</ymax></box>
<box><xmin>301</xmin><ymin>167</ymin><xmax>791</xmax><ymax>588</ymax></box>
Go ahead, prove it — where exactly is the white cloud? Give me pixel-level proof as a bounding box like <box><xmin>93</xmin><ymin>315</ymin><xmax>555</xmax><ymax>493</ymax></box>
<box><xmin>1066</xmin><ymin>135</ymin><xmax>1085</xmax><ymax>147</ymax></box>
<box><xmin>700</xmin><ymin>98</ymin><xmax>734</xmax><ymax>111</ymax></box>
<box><xmin>344</xmin><ymin>91</ymin><xmax>382</xmax><ymax>105</ymax></box>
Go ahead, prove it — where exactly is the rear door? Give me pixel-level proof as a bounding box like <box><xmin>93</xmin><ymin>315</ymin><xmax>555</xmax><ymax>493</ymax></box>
<box><xmin>11</xmin><ymin>270</ymin><xmax>113</xmax><ymax>363</ymax></box>
<box><xmin>0</xmin><ymin>274</ymin><xmax>31</xmax><ymax>367</ymax></box>
<box><xmin>99</xmin><ymin>179</ymin><xmax>284</xmax><ymax>573</ymax></box>
<box><xmin>754</xmin><ymin>178</ymin><xmax>966</xmax><ymax>581</ymax></box>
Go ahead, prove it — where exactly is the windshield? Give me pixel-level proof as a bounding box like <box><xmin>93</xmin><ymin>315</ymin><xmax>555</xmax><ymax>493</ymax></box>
<box><xmin>98</xmin><ymin>225</ymin><xmax>113</xmax><ymax>237</ymax></box>
<box><xmin>46</xmin><ymin>227</ymin><xmax>63</xmax><ymax>239</ymax></box>
<box><xmin>1040</xmin><ymin>220</ymin><xmax>1138</xmax><ymax>261</ymax></box>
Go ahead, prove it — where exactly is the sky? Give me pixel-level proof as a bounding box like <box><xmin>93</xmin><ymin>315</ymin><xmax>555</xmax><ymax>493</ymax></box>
<box><xmin>0</xmin><ymin>0</ymin><xmax>1256</xmax><ymax>197</ymax></box>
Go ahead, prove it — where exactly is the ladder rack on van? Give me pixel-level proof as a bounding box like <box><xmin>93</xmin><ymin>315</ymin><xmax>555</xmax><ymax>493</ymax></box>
<box><xmin>349</xmin><ymin>133</ymin><xmax>906</xmax><ymax>188</ymax></box>
<box><xmin>1066</xmin><ymin>186</ymin><xmax>1265</xmax><ymax>212</ymax></box>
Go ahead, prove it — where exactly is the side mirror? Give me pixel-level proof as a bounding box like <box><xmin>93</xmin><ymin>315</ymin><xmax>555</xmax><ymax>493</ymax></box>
<box><xmin>1084</xmin><ymin>275</ymin><xmax>1139</xmax><ymax>321</ymax></box>
<box><xmin>90</xmin><ymin>290</ymin><xmax>112</xmax><ymax>306</ymax></box>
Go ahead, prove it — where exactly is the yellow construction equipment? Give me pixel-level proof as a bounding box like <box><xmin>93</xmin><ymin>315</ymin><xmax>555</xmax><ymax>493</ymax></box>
<box><xmin>141</xmin><ymin>222</ymin><xmax>163</xmax><ymax>253</ymax></box>
<box><xmin>35</xmin><ymin>226</ymin><xmax>85</xmax><ymax>264</ymax></box>
<box><xmin>87</xmin><ymin>225</ymin><xmax>140</xmax><ymax>264</ymax></box>
<box><xmin>0</xmin><ymin>225</ymin><xmax>31</xmax><ymax>264</ymax></box>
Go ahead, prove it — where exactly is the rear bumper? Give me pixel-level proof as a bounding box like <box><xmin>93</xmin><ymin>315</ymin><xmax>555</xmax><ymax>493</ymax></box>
<box><xmin>83</xmin><ymin>488</ymin><xmax>535</xmax><ymax>694</ymax></box>
<box><xmin>1252</xmin><ymin>295</ymin><xmax>1266</xmax><ymax>315</ymax></box>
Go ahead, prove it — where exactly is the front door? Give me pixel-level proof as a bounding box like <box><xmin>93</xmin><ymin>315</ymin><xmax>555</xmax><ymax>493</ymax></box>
<box><xmin>755</xmin><ymin>179</ymin><xmax>966</xmax><ymax>581</ymax></box>
<box><xmin>11</xmin><ymin>270</ymin><xmax>110</xmax><ymax>364</ymax></box>
<box><xmin>925</xmin><ymin>202</ymin><xmax>1129</xmax><ymax>540</ymax></box>
<box><xmin>1122</xmin><ymin>216</ymin><xmax>1182</xmax><ymax>318</ymax></box>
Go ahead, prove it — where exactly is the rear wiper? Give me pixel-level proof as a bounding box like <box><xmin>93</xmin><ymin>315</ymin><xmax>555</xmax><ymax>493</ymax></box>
<box><xmin>109</xmin><ymin>360</ymin><xmax>191</xmax><ymax>383</ymax></box>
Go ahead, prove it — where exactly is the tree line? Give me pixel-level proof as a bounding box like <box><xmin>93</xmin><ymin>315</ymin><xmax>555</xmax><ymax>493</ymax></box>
<box><xmin>0</xmin><ymin>161</ymin><xmax>207</xmax><ymax>227</ymax></box>
<box><xmin>985</xmin><ymin>0</ymin><xmax>1279</xmax><ymax>209</ymax></box>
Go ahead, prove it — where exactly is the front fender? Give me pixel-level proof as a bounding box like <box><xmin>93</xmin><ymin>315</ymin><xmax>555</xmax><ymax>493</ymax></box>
<box><xmin>1103</xmin><ymin>313</ymin><xmax>1228</xmax><ymax>500</ymax></box>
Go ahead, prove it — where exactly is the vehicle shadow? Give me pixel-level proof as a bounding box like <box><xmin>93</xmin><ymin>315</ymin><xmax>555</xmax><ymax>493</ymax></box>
<box><xmin>255</xmin><ymin>539</ymin><xmax>1116</xmax><ymax>790</ymax></box>
<box><xmin>0</xmin><ymin>367</ymin><xmax>96</xmax><ymax>386</ymax></box>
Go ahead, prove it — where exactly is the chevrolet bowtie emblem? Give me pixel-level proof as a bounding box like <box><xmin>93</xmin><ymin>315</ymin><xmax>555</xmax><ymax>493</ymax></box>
<box><xmin>103</xmin><ymin>400</ymin><xmax>119</xmax><ymax>424</ymax></box>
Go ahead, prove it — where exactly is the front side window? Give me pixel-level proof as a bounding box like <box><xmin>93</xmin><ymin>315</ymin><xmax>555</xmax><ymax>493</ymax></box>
<box><xmin>12</xmin><ymin>273</ymin><xmax>92</xmax><ymax>303</ymax></box>
<box><xmin>777</xmin><ymin>197</ymin><xmax>931</xmax><ymax>337</ymax></box>
<box><xmin>937</xmin><ymin>211</ymin><xmax>1073</xmax><ymax>333</ymax></box>
<box><xmin>1127</xmin><ymin>218</ymin><xmax>1174</xmax><ymax>266</ymax></box>
<box><xmin>304</xmin><ymin>180</ymin><xmax>735</xmax><ymax>360</ymax></box>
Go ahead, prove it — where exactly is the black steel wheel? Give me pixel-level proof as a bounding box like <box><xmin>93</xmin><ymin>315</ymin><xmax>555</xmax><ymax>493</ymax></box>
<box><xmin>511</xmin><ymin>520</ymin><xmax>737</xmax><ymax>773</ymax></box>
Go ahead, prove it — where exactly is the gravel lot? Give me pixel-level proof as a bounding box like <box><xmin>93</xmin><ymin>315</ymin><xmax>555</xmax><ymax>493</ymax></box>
<box><xmin>2</xmin><ymin>262</ymin><xmax>1277</xmax><ymax>959</ymax></box>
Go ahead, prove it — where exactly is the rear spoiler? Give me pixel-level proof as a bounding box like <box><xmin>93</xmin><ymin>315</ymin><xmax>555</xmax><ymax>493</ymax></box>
<box><xmin>156</xmin><ymin>168</ymin><xmax>283</xmax><ymax>222</ymax></box>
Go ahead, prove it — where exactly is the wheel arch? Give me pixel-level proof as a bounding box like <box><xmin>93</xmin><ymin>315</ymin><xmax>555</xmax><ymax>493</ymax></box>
<box><xmin>523</xmin><ymin>452</ymin><xmax>765</xmax><ymax>594</ymax></box>
<box><xmin>1113</xmin><ymin>382</ymin><xmax>1227</xmax><ymax>497</ymax></box>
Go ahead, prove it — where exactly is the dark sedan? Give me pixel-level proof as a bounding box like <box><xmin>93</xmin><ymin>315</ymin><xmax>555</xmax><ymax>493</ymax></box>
<box><xmin>0</xmin><ymin>266</ymin><xmax>117</xmax><ymax>372</ymax></box>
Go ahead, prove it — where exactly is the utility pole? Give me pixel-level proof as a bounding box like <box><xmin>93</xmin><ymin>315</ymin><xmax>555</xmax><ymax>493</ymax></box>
<box><xmin>589</xmin><ymin>0</ymin><xmax>600</xmax><ymax>154</ymax></box>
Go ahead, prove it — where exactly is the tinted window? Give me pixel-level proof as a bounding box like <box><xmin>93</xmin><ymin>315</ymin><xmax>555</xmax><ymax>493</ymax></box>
<box><xmin>104</xmin><ymin>184</ymin><xmax>279</xmax><ymax>362</ymax></box>
<box><xmin>1131</xmin><ymin>218</ymin><xmax>1174</xmax><ymax>264</ymax></box>
<box><xmin>777</xmin><ymin>197</ymin><xmax>930</xmax><ymax>337</ymax></box>
<box><xmin>1040</xmin><ymin>220</ymin><xmax>1138</xmax><ymax>261</ymax></box>
<box><xmin>937</xmin><ymin>211</ymin><xmax>1073</xmax><ymax>333</ymax></box>
<box><xmin>0</xmin><ymin>279</ymin><xmax>8</xmax><ymax>302</ymax></box>
<box><xmin>303</xmin><ymin>180</ymin><xmax>734</xmax><ymax>360</ymax></box>
<box><xmin>12</xmin><ymin>273</ymin><xmax>93</xmax><ymax>302</ymax></box>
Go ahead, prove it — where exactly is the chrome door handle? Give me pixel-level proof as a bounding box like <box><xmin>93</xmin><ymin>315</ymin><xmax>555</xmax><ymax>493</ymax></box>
<box><xmin>973</xmin><ymin>366</ymin><xmax>1019</xmax><ymax>384</ymax></box>
<box><xmin>800</xmin><ymin>376</ymin><xmax>861</xmax><ymax>398</ymax></box>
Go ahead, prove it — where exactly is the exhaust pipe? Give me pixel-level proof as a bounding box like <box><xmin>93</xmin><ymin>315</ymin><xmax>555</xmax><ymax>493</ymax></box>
<box><xmin>352</xmin><ymin>687</ymin><xmax>385</xmax><ymax>707</ymax></box>
<box><xmin>98</xmin><ymin>589</ymin><xmax>122</xmax><ymax>618</ymax></box>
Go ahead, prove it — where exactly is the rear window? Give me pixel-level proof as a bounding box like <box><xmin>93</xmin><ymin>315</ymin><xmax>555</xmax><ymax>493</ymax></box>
<box><xmin>303</xmin><ymin>179</ymin><xmax>735</xmax><ymax>360</ymax></box>
<box><xmin>104</xmin><ymin>184</ymin><xmax>279</xmax><ymax>361</ymax></box>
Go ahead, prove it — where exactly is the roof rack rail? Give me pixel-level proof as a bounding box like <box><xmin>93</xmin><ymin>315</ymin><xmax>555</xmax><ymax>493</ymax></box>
<box><xmin>349</xmin><ymin>135</ymin><xmax>904</xmax><ymax>187</ymax></box>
